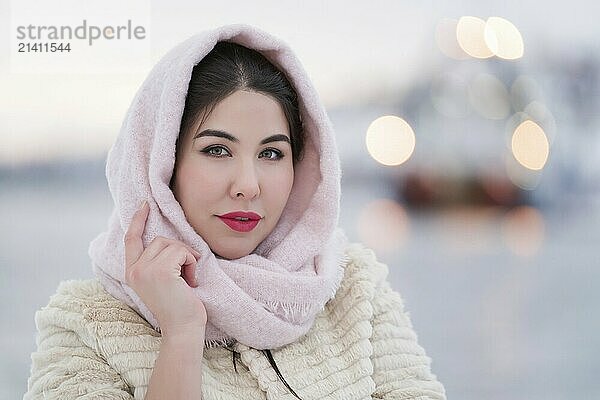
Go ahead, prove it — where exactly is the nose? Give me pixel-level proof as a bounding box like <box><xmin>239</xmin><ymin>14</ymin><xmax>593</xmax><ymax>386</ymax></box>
<box><xmin>230</xmin><ymin>160</ymin><xmax>260</xmax><ymax>199</ymax></box>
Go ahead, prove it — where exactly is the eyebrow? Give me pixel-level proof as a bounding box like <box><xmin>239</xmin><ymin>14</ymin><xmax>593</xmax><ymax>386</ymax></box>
<box><xmin>193</xmin><ymin>129</ymin><xmax>291</xmax><ymax>146</ymax></box>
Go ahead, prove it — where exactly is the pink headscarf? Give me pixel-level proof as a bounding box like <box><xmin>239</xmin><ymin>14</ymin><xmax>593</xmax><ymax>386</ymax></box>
<box><xmin>88</xmin><ymin>23</ymin><xmax>349</xmax><ymax>350</ymax></box>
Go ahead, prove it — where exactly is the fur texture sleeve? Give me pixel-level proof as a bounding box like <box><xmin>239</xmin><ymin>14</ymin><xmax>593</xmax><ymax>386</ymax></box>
<box><xmin>23</xmin><ymin>280</ymin><xmax>135</xmax><ymax>400</ymax></box>
<box><xmin>348</xmin><ymin>243</ymin><xmax>447</xmax><ymax>400</ymax></box>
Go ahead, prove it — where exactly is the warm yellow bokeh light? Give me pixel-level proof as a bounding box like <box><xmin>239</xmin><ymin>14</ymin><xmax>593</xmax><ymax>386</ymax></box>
<box><xmin>356</xmin><ymin>198</ymin><xmax>409</xmax><ymax>254</ymax></box>
<box><xmin>485</xmin><ymin>17</ymin><xmax>524</xmax><ymax>60</ymax></box>
<box><xmin>501</xmin><ymin>206</ymin><xmax>545</xmax><ymax>257</ymax></box>
<box><xmin>524</xmin><ymin>101</ymin><xmax>557</xmax><ymax>144</ymax></box>
<box><xmin>511</xmin><ymin>120</ymin><xmax>549</xmax><ymax>170</ymax></box>
<box><xmin>435</xmin><ymin>18</ymin><xmax>469</xmax><ymax>60</ymax></box>
<box><xmin>456</xmin><ymin>16</ymin><xmax>495</xmax><ymax>59</ymax></box>
<box><xmin>366</xmin><ymin>115</ymin><xmax>415</xmax><ymax>166</ymax></box>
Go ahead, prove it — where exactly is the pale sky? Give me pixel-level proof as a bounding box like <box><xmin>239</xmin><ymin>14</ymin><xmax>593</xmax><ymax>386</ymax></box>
<box><xmin>1</xmin><ymin>0</ymin><xmax>598</xmax><ymax>166</ymax></box>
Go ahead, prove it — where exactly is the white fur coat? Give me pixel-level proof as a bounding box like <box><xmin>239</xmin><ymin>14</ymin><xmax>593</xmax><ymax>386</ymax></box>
<box><xmin>24</xmin><ymin>242</ymin><xmax>446</xmax><ymax>400</ymax></box>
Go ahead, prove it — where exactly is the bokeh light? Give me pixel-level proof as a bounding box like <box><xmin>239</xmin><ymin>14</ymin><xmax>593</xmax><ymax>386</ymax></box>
<box><xmin>524</xmin><ymin>101</ymin><xmax>557</xmax><ymax>144</ymax></box>
<box><xmin>365</xmin><ymin>115</ymin><xmax>416</xmax><ymax>166</ymax></box>
<box><xmin>501</xmin><ymin>206</ymin><xmax>545</xmax><ymax>256</ymax></box>
<box><xmin>435</xmin><ymin>18</ymin><xmax>469</xmax><ymax>60</ymax></box>
<box><xmin>356</xmin><ymin>198</ymin><xmax>410</xmax><ymax>254</ymax></box>
<box><xmin>484</xmin><ymin>17</ymin><xmax>524</xmax><ymax>60</ymax></box>
<box><xmin>456</xmin><ymin>16</ymin><xmax>495</xmax><ymax>59</ymax></box>
<box><xmin>511</xmin><ymin>120</ymin><xmax>550</xmax><ymax>170</ymax></box>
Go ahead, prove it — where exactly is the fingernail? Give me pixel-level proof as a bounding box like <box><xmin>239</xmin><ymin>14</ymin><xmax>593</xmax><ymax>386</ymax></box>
<box><xmin>139</xmin><ymin>200</ymin><xmax>147</xmax><ymax>210</ymax></box>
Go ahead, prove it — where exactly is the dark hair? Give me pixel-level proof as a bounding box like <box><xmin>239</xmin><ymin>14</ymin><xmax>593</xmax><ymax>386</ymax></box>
<box><xmin>171</xmin><ymin>41</ymin><xmax>305</xmax><ymax>399</ymax></box>
<box><xmin>170</xmin><ymin>40</ymin><xmax>305</xmax><ymax>191</ymax></box>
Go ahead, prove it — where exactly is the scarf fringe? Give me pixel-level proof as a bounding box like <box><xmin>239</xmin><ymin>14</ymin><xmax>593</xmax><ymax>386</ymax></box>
<box><xmin>262</xmin><ymin>252</ymin><xmax>351</xmax><ymax>320</ymax></box>
<box><xmin>205</xmin><ymin>337</ymin><xmax>237</xmax><ymax>349</ymax></box>
<box><xmin>154</xmin><ymin>326</ymin><xmax>236</xmax><ymax>349</ymax></box>
<box><xmin>154</xmin><ymin>324</ymin><xmax>235</xmax><ymax>349</ymax></box>
<box><xmin>263</xmin><ymin>300</ymin><xmax>313</xmax><ymax>319</ymax></box>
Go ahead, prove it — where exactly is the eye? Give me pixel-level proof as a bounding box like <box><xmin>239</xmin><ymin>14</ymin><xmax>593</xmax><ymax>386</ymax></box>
<box><xmin>260</xmin><ymin>148</ymin><xmax>285</xmax><ymax>160</ymax></box>
<box><xmin>201</xmin><ymin>145</ymin><xmax>231</xmax><ymax>158</ymax></box>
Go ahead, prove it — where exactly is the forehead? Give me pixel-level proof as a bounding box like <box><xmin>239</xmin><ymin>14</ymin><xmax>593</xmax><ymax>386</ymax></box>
<box><xmin>201</xmin><ymin>90</ymin><xmax>288</xmax><ymax>132</ymax></box>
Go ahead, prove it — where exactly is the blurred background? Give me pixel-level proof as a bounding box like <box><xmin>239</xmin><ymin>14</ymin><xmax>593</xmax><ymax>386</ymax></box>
<box><xmin>2</xmin><ymin>1</ymin><xmax>599</xmax><ymax>399</ymax></box>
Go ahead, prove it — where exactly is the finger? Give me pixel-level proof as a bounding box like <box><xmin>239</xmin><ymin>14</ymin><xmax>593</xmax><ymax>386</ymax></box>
<box><xmin>181</xmin><ymin>261</ymin><xmax>198</xmax><ymax>287</ymax></box>
<box><xmin>174</xmin><ymin>247</ymin><xmax>198</xmax><ymax>288</ymax></box>
<box><xmin>124</xmin><ymin>201</ymin><xmax>149</xmax><ymax>268</ymax></box>
<box><xmin>142</xmin><ymin>237</ymin><xmax>173</xmax><ymax>262</ymax></box>
<box><xmin>146</xmin><ymin>236</ymin><xmax>201</xmax><ymax>262</ymax></box>
<box><xmin>156</xmin><ymin>244</ymin><xmax>198</xmax><ymax>275</ymax></box>
<box><xmin>190</xmin><ymin>248</ymin><xmax>202</xmax><ymax>259</ymax></box>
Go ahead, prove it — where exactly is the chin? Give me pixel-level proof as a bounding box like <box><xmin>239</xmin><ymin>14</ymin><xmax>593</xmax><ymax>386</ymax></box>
<box><xmin>212</xmin><ymin>245</ymin><xmax>253</xmax><ymax>261</ymax></box>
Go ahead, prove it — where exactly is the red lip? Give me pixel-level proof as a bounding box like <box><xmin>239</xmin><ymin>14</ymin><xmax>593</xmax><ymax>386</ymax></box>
<box><xmin>217</xmin><ymin>211</ymin><xmax>262</xmax><ymax>220</ymax></box>
<box><xmin>216</xmin><ymin>211</ymin><xmax>262</xmax><ymax>233</ymax></box>
<box><xmin>217</xmin><ymin>216</ymin><xmax>261</xmax><ymax>232</ymax></box>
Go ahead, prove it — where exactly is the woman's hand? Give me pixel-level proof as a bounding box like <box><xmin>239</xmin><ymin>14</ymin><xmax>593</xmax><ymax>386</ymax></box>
<box><xmin>124</xmin><ymin>201</ymin><xmax>207</xmax><ymax>337</ymax></box>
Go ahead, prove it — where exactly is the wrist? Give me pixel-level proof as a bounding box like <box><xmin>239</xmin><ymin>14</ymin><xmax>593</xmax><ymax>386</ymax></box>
<box><xmin>161</xmin><ymin>329</ymin><xmax>206</xmax><ymax>362</ymax></box>
<box><xmin>161</xmin><ymin>321</ymin><xmax>206</xmax><ymax>341</ymax></box>
<box><xmin>161</xmin><ymin>322</ymin><xmax>206</xmax><ymax>343</ymax></box>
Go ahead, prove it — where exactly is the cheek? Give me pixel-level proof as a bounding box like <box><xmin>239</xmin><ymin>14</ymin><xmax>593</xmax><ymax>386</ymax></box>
<box><xmin>177</xmin><ymin>163</ymin><xmax>223</xmax><ymax>198</ymax></box>
<box><xmin>270</xmin><ymin>166</ymin><xmax>295</xmax><ymax>201</ymax></box>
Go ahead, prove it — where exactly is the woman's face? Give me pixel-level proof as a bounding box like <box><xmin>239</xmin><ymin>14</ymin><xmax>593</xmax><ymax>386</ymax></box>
<box><xmin>172</xmin><ymin>90</ymin><xmax>295</xmax><ymax>260</ymax></box>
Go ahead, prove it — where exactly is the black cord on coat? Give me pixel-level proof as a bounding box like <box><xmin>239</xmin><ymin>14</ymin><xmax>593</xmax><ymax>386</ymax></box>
<box><xmin>223</xmin><ymin>345</ymin><xmax>303</xmax><ymax>400</ymax></box>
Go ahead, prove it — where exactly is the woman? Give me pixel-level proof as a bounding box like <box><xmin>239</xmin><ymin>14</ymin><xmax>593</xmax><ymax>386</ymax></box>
<box><xmin>24</xmin><ymin>23</ymin><xmax>447</xmax><ymax>400</ymax></box>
